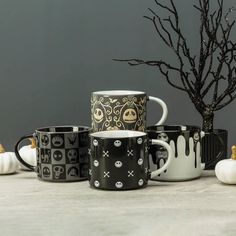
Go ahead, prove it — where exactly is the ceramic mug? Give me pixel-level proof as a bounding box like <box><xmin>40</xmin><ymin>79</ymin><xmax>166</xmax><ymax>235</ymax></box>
<box><xmin>91</xmin><ymin>90</ymin><xmax>168</xmax><ymax>132</ymax></box>
<box><xmin>15</xmin><ymin>126</ymin><xmax>90</xmax><ymax>182</ymax></box>
<box><xmin>147</xmin><ymin>125</ymin><xmax>224</xmax><ymax>181</ymax></box>
<box><xmin>88</xmin><ymin>130</ymin><xmax>173</xmax><ymax>190</ymax></box>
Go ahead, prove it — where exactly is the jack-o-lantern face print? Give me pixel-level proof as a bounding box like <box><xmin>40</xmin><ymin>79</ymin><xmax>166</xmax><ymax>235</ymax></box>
<box><xmin>123</xmin><ymin>108</ymin><xmax>137</xmax><ymax>124</ymax></box>
<box><xmin>94</xmin><ymin>108</ymin><xmax>104</xmax><ymax>123</ymax></box>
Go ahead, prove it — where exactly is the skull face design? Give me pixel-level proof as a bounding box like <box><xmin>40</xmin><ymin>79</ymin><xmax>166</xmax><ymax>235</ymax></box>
<box><xmin>114</xmin><ymin>140</ymin><xmax>122</xmax><ymax>147</ymax></box>
<box><xmin>67</xmin><ymin>149</ymin><xmax>78</xmax><ymax>163</ymax></box>
<box><xmin>123</xmin><ymin>108</ymin><xmax>137</xmax><ymax>123</ymax></box>
<box><xmin>67</xmin><ymin>167</ymin><xmax>79</xmax><ymax>177</ymax></box>
<box><xmin>115</xmin><ymin>161</ymin><xmax>123</xmax><ymax>168</ymax></box>
<box><xmin>52</xmin><ymin>136</ymin><xmax>64</xmax><ymax>147</ymax></box>
<box><xmin>93</xmin><ymin>139</ymin><xmax>98</xmax><ymax>146</ymax></box>
<box><xmin>53</xmin><ymin>166</ymin><xmax>64</xmax><ymax>179</ymax></box>
<box><xmin>138</xmin><ymin>158</ymin><xmax>143</xmax><ymax>165</ymax></box>
<box><xmin>138</xmin><ymin>179</ymin><xmax>144</xmax><ymax>186</ymax></box>
<box><xmin>41</xmin><ymin>135</ymin><xmax>49</xmax><ymax>146</ymax></box>
<box><xmin>115</xmin><ymin>181</ymin><xmax>123</xmax><ymax>189</ymax></box>
<box><xmin>157</xmin><ymin>133</ymin><xmax>169</xmax><ymax>142</ymax></box>
<box><xmin>137</xmin><ymin>138</ymin><xmax>143</xmax><ymax>144</ymax></box>
<box><xmin>53</xmin><ymin>150</ymin><xmax>63</xmax><ymax>161</ymax></box>
<box><xmin>42</xmin><ymin>167</ymin><xmax>50</xmax><ymax>177</ymax></box>
<box><xmin>94</xmin><ymin>180</ymin><xmax>100</xmax><ymax>187</ymax></box>
<box><xmin>94</xmin><ymin>108</ymin><xmax>104</xmax><ymax>123</ymax></box>
<box><xmin>193</xmin><ymin>132</ymin><xmax>200</xmax><ymax>142</ymax></box>
<box><xmin>94</xmin><ymin>160</ymin><xmax>99</xmax><ymax>167</ymax></box>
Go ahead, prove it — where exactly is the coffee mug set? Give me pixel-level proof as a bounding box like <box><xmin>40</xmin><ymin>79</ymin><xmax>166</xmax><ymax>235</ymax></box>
<box><xmin>15</xmin><ymin>90</ymin><xmax>223</xmax><ymax>190</ymax></box>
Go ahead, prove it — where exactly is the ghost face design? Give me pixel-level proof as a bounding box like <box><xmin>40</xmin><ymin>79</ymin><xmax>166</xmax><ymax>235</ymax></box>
<box><xmin>114</xmin><ymin>140</ymin><xmax>121</xmax><ymax>147</ymax></box>
<box><xmin>114</xmin><ymin>161</ymin><xmax>122</xmax><ymax>168</ymax></box>
<box><xmin>157</xmin><ymin>133</ymin><xmax>169</xmax><ymax>142</ymax></box>
<box><xmin>115</xmin><ymin>182</ymin><xmax>123</xmax><ymax>189</ymax></box>
<box><xmin>67</xmin><ymin>149</ymin><xmax>77</xmax><ymax>163</ymax></box>
<box><xmin>52</xmin><ymin>136</ymin><xmax>64</xmax><ymax>147</ymax></box>
<box><xmin>94</xmin><ymin>108</ymin><xmax>104</xmax><ymax>123</ymax></box>
<box><xmin>123</xmin><ymin>108</ymin><xmax>137</xmax><ymax>123</ymax></box>
<box><xmin>53</xmin><ymin>150</ymin><xmax>63</xmax><ymax>161</ymax></box>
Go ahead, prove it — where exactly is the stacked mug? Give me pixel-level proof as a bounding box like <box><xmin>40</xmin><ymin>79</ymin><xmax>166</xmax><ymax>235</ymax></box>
<box><xmin>15</xmin><ymin>90</ymin><xmax>224</xmax><ymax>190</ymax></box>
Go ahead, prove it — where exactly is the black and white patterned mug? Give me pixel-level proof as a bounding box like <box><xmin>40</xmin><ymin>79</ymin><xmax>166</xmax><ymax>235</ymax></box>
<box><xmin>91</xmin><ymin>90</ymin><xmax>168</xmax><ymax>132</ymax></box>
<box><xmin>15</xmin><ymin>126</ymin><xmax>90</xmax><ymax>182</ymax></box>
<box><xmin>89</xmin><ymin>130</ymin><xmax>173</xmax><ymax>190</ymax></box>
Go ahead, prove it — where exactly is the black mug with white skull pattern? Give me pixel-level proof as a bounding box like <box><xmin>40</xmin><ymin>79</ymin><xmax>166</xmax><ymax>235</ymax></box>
<box><xmin>91</xmin><ymin>90</ymin><xmax>168</xmax><ymax>132</ymax></box>
<box><xmin>15</xmin><ymin>126</ymin><xmax>90</xmax><ymax>182</ymax></box>
<box><xmin>89</xmin><ymin>130</ymin><xmax>173</xmax><ymax>190</ymax></box>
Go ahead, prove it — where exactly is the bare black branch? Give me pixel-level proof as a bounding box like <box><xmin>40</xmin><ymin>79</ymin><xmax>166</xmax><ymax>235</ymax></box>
<box><xmin>114</xmin><ymin>0</ymin><xmax>236</xmax><ymax>132</ymax></box>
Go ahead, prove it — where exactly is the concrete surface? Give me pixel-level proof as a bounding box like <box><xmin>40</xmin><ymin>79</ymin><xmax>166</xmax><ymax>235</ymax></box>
<box><xmin>0</xmin><ymin>170</ymin><xmax>236</xmax><ymax>236</ymax></box>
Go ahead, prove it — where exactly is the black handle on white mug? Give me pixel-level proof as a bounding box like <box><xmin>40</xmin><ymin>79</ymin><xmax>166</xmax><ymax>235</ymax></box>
<box><xmin>15</xmin><ymin>134</ymin><xmax>36</xmax><ymax>171</ymax></box>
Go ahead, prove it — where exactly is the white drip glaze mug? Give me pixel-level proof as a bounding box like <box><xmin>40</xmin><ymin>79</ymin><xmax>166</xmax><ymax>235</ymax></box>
<box><xmin>147</xmin><ymin>125</ymin><xmax>206</xmax><ymax>181</ymax></box>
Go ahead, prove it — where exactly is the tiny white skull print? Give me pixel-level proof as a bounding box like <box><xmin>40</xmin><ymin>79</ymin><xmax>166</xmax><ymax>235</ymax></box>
<box><xmin>138</xmin><ymin>179</ymin><xmax>144</xmax><ymax>186</ymax></box>
<box><xmin>93</xmin><ymin>139</ymin><xmax>98</xmax><ymax>146</ymax></box>
<box><xmin>157</xmin><ymin>133</ymin><xmax>169</xmax><ymax>142</ymax></box>
<box><xmin>94</xmin><ymin>160</ymin><xmax>99</xmax><ymax>167</ymax></box>
<box><xmin>137</xmin><ymin>137</ymin><xmax>143</xmax><ymax>144</ymax></box>
<box><xmin>114</xmin><ymin>140</ymin><xmax>122</xmax><ymax>147</ymax></box>
<box><xmin>53</xmin><ymin>166</ymin><xmax>64</xmax><ymax>179</ymax></box>
<box><xmin>193</xmin><ymin>132</ymin><xmax>200</xmax><ymax>141</ymax></box>
<box><xmin>138</xmin><ymin>158</ymin><xmax>143</xmax><ymax>165</ymax></box>
<box><xmin>94</xmin><ymin>180</ymin><xmax>100</xmax><ymax>187</ymax></box>
<box><xmin>115</xmin><ymin>161</ymin><xmax>123</xmax><ymax>168</ymax></box>
<box><xmin>115</xmin><ymin>181</ymin><xmax>123</xmax><ymax>189</ymax></box>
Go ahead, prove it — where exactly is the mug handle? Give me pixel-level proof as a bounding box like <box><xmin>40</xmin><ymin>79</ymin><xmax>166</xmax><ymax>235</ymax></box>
<box><xmin>15</xmin><ymin>134</ymin><xmax>36</xmax><ymax>171</ymax></box>
<box><xmin>200</xmin><ymin>131</ymin><xmax>225</xmax><ymax>169</ymax></box>
<box><xmin>148</xmin><ymin>96</ymin><xmax>168</xmax><ymax>125</ymax></box>
<box><xmin>149</xmin><ymin>139</ymin><xmax>173</xmax><ymax>179</ymax></box>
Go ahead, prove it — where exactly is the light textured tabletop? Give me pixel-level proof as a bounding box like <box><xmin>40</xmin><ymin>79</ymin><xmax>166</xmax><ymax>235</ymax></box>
<box><xmin>0</xmin><ymin>170</ymin><xmax>235</xmax><ymax>236</ymax></box>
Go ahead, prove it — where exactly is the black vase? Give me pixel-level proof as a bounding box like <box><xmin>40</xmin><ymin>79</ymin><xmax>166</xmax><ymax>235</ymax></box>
<box><xmin>201</xmin><ymin>129</ymin><xmax>228</xmax><ymax>170</ymax></box>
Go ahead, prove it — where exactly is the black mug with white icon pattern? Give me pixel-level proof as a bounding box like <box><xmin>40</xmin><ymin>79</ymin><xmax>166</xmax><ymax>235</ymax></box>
<box><xmin>89</xmin><ymin>130</ymin><xmax>173</xmax><ymax>190</ymax></box>
<box><xmin>15</xmin><ymin>126</ymin><xmax>90</xmax><ymax>182</ymax></box>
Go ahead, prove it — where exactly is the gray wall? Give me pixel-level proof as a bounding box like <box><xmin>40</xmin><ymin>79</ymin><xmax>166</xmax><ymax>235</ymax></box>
<box><xmin>0</xmin><ymin>0</ymin><xmax>235</xmax><ymax>152</ymax></box>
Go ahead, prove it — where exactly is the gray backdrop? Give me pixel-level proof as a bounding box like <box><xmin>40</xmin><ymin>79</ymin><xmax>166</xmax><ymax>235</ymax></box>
<box><xmin>0</xmin><ymin>0</ymin><xmax>235</xmax><ymax>152</ymax></box>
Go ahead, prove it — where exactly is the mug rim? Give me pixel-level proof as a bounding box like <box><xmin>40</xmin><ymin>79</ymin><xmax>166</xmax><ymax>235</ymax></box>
<box><xmin>92</xmin><ymin>90</ymin><xmax>146</xmax><ymax>96</ymax></box>
<box><xmin>90</xmin><ymin>130</ymin><xmax>147</xmax><ymax>139</ymax></box>
<box><xmin>147</xmin><ymin>125</ymin><xmax>201</xmax><ymax>133</ymax></box>
<box><xmin>35</xmin><ymin>125</ymin><xmax>91</xmax><ymax>134</ymax></box>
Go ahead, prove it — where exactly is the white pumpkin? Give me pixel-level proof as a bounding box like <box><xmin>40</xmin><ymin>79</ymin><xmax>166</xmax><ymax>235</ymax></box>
<box><xmin>0</xmin><ymin>144</ymin><xmax>19</xmax><ymax>174</ymax></box>
<box><xmin>19</xmin><ymin>138</ymin><xmax>37</xmax><ymax>171</ymax></box>
<box><xmin>215</xmin><ymin>145</ymin><xmax>236</xmax><ymax>184</ymax></box>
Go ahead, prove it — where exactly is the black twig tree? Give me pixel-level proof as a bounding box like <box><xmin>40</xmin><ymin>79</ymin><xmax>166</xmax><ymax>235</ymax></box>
<box><xmin>115</xmin><ymin>0</ymin><xmax>236</xmax><ymax>132</ymax></box>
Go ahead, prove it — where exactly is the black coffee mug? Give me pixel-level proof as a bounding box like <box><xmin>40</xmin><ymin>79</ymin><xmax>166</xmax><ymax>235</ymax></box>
<box><xmin>15</xmin><ymin>126</ymin><xmax>90</xmax><ymax>182</ymax></box>
<box><xmin>89</xmin><ymin>130</ymin><xmax>173</xmax><ymax>190</ymax></box>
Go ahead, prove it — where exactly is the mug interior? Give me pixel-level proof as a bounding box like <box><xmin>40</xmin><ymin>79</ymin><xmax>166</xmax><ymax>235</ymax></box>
<box><xmin>93</xmin><ymin>90</ymin><xmax>145</xmax><ymax>96</ymax></box>
<box><xmin>147</xmin><ymin>125</ymin><xmax>201</xmax><ymax>133</ymax></box>
<box><xmin>91</xmin><ymin>130</ymin><xmax>146</xmax><ymax>138</ymax></box>
<box><xmin>36</xmin><ymin>126</ymin><xmax>90</xmax><ymax>133</ymax></box>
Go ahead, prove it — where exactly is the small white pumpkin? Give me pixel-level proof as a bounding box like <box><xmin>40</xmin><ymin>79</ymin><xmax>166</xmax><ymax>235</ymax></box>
<box><xmin>215</xmin><ymin>145</ymin><xmax>236</xmax><ymax>184</ymax></box>
<box><xmin>19</xmin><ymin>138</ymin><xmax>37</xmax><ymax>171</ymax></box>
<box><xmin>0</xmin><ymin>144</ymin><xmax>19</xmax><ymax>174</ymax></box>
